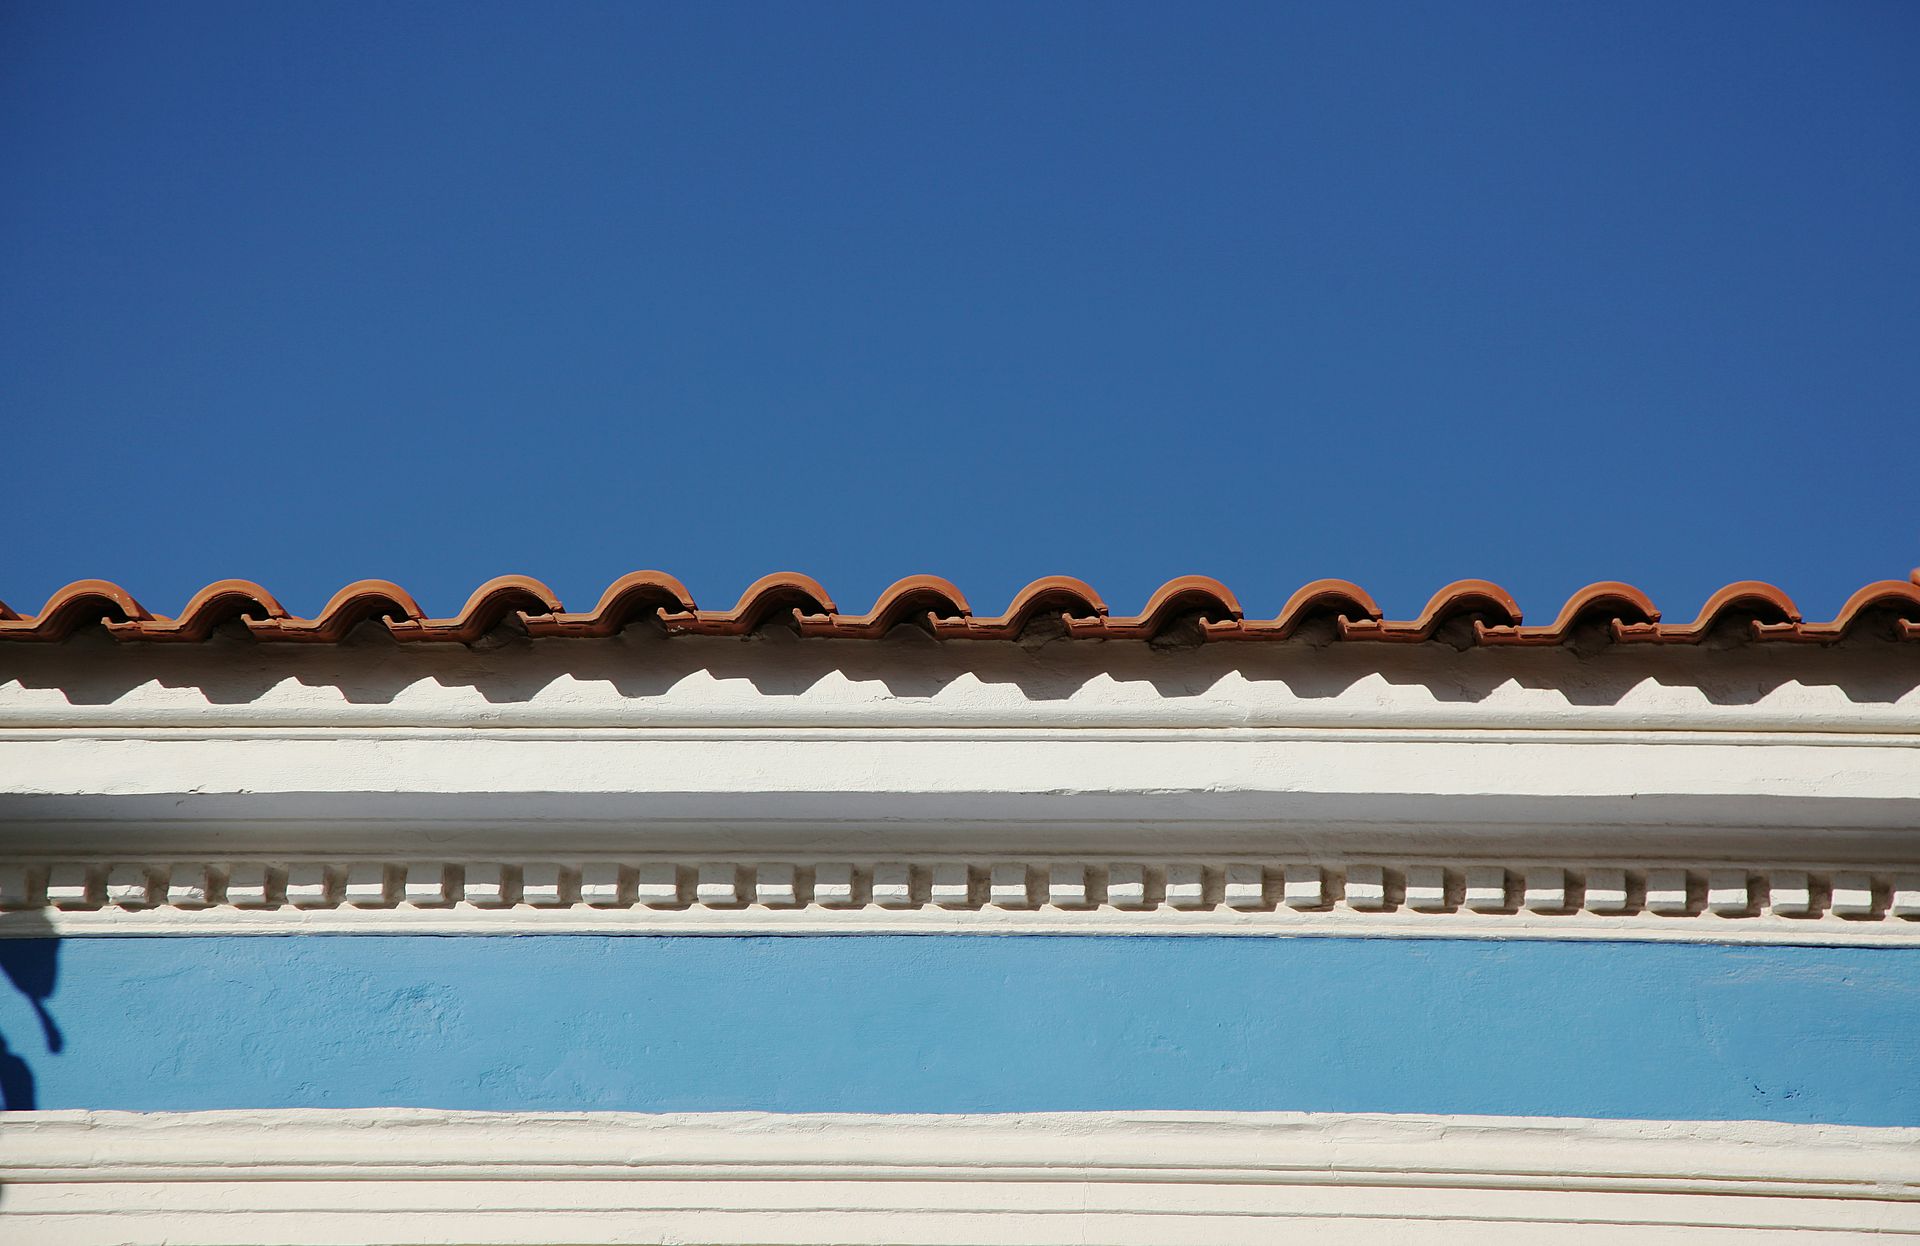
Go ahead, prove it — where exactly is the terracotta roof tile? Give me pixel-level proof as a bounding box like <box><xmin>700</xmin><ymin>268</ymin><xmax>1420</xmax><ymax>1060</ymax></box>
<box><xmin>3</xmin><ymin>571</ymin><xmax>1918</xmax><ymax>648</ymax></box>
<box><xmin>1065</xmin><ymin>575</ymin><xmax>1241</xmax><ymax>640</ymax></box>
<box><xmin>1473</xmin><ymin>582</ymin><xmax>1660</xmax><ymax>647</ymax></box>
<box><xmin>522</xmin><ymin>571</ymin><xmax>697</xmax><ymax>639</ymax></box>
<box><xmin>932</xmin><ymin>576</ymin><xmax>1107</xmax><ymax>639</ymax></box>
<box><xmin>658</xmin><ymin>573</ymin><xmax>835</xmax><ymax>637</ymax></box>
<box><xmin>106</xmin><ymin>579</ymin><xmax>289</xmax><ymax>642</ymax></box>
<box><xmin>796</xmin><ymin>575</ymin><xmax>970</xmax><ymax>640</ymax></box>
<box><xmin>1334</xmin><ymin>579</ymin><xmax>1521</xmax><ymax>643</ymax></box>
<box><xmin>1752</xmin><ymin>579</ymin><xmax>1920</xmax><ymax>644</ymax></box>
<box><xmin>1607</xmin><ymin>580</ymin><xmax>1800</xmax><ymax>645</ymax></box>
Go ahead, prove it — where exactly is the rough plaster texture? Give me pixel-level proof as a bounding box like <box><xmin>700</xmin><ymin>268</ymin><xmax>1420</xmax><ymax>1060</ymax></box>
<box><xmin>2</xmin><ymin>935</ymin><xmax>1917</xmax><ymax>1124</ymax></box>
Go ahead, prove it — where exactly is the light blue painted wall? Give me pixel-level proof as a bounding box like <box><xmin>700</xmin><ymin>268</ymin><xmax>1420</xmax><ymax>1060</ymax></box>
<box><xmin>1</xmin><ymin>935</ymin><xmax>1916</xmax><ymax>1124</ymax></box>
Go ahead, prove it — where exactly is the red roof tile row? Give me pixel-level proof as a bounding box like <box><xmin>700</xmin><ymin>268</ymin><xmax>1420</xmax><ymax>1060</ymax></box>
<box><xmin>2</xmin><ymin>573</ymin><xmax>1918</xmax><ymax>647</ymax></box>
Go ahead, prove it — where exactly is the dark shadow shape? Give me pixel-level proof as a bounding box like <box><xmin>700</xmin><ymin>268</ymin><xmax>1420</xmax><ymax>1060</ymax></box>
<box><xmin>0</xmin><ymin>934</ymin><xmax>63</xmax><ymax>1055</ymax></box>
<box><xmin>3</xmin><ymin>623</ymin><xmax>1916</xmax><ymax>715</ymax></box>
<box><xmin>0</xmin><ymin>1035</ymin><xmax>34</xmax><ymax>1110</ymax></box>
<box><xmin>0</xmin><ymin>919</ymin><xmax>60</xmax><ymax>1113</ymax></box>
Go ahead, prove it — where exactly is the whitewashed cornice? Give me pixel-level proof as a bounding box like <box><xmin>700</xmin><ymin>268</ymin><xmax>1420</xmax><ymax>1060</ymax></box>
<box><xmin>4</xmin><ymin>1108</ymin><xmax>1915</xmax><ymax>1244</ymax></box>
<box><xmin>4</xmin><ymin>637</ymin><xmax>1917</xmax><ymax>926</ymax></box>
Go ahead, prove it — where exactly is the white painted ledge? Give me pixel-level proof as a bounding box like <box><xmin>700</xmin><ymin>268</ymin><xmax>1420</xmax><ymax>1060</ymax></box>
<box><xmin>3</xmin><ymin>1109</ymin><xmax>1916</xmax><ymax>1243</ymax></box>
<box><xmin>6</xmin><ymin>640</ymin><xmax>1918</xmax><ymax>942</ymax></box>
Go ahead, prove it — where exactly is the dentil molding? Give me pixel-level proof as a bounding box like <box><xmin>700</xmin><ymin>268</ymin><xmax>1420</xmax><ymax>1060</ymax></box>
<box><xmin>6</xmin><ymin>856</ymin><xmax>1919</xmax><ymax>943</ymax></box>
<box><xmin>7</xmin><ymin>637</ymin><xmax>1918</xmax><ymax>940</ymax></box>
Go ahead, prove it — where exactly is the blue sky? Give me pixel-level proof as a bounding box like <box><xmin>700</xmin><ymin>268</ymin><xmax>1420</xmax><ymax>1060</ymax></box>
<box><xmin>4</xmin><ymin>2</ymin><xmax>1916</xmax><ymax>621</ymax></box>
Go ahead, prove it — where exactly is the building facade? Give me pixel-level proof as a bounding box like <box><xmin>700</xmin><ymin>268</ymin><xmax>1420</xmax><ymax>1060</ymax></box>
<box><xmin>2</xmin><ymin>571</ymin><xmax>1918</xmax><ymax>1241</ymax></box>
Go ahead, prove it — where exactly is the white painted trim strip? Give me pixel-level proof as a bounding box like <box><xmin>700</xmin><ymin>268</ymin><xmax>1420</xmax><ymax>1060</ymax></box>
<box><xmin>7</xmin><ymin>858</ymin><xmax>1919</xmax><ymax>943</ymax></box>
<box><xmin>11</xmin><ymin>733</ymin><xmax>1920</xmax><ymax>806</ymax></box>
<box><xmin>3</xmin><ymin>1109</ymin><xmax>1916</xmax><ymax>1244</ymax></box>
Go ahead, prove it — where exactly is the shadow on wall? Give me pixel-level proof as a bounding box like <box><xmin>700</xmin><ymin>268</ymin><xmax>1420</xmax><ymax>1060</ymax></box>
<box><xmin>0</xmin><ymin>922</ymin><xmax>62</xmax><ymax>1111</ymax></box>
<box><xmin>5</xmin><ymin>617</ymin><xmax>1919</xmax><ymax>710</ymax></box>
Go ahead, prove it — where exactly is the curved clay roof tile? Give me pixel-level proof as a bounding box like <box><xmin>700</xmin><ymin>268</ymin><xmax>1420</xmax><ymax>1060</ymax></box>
<box><xmin>0</xmin><ymin>579</ymin><xmax>151</xmax><ymax>641</ymax></box>
<box><xmin>3</xmin><ymin>572</ymin><xmax>1915</xmax><ymax>649</ymax></box>
<box><xmin>249</xmin><ymin>580</ymin><xmax>426</xmax><ymax>643</ymax></box>
<box><xmin>387</xmin><ymin>575</ymin><xmax>563</xmax><ymax>644</ymax></box>
<box><xmin>522</xmin><ymin>571</ymin><xmax>698</xmax><ymax>639</ymax></box>
<box><xmin>1339</xmin><ymin>580</ymin><xmax>1522</xmax><ymax>642</ymax></box>
<box><xmin>933</xmin><ymin>576</ymin><xmax>1108</xmax><ymax>639</ymax></box>
<box><xmin>104</xmin><ymin>580</ymin><xmax>288</xmax><ymax>642</ymax></box>
<box><xmin>799</xmin><ymin>575</ymin><xmax>973</xmax><ymax>639</ymax></box>
<box><xmin>1204</xmin><ymin>578</ymin><xmax>1381</xmax><ymax>641</ymax></box>
<box><xmin>1612</xmin><ymin>580</ymin><xmax>1800</xmax><ymax>644</ymax></box>
<box><xmin>1070</xmin><ymin>576</ymin><xmax>1242</xmax><ymax>640</ymax></box>
<box><xmin>662</xmin><ymin>572</ymin><xmax>837</xmax><ymax>636</ymax></box>
<box><xmin>1475</xmin><ymin>581</ymin><xmax>1659</xmax><ymax>646</ymax></box>
<box><xmin>1751</xmin><ymin>579</ymin><xmax>1920</xmax><ymax>643</ymax></box>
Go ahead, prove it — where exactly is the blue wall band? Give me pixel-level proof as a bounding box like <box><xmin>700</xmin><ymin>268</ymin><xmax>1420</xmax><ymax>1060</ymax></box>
<box><xmin>2</xmin><ymin>935</ymin><xmax>1916</xmax><ymax>1125</ymax></box>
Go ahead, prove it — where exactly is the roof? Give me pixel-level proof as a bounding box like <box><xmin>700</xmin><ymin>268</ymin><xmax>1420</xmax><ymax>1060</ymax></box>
<box><xmin>4</xmin><ymin>572</ymin><xmax>1919</xmax><ymax>647</ymax></box>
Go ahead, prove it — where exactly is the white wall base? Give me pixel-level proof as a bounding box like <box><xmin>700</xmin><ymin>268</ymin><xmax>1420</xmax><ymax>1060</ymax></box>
<box><xmin>4</xmin><ymin>1109</ymin><xmax>1916</xmax><ymax>1244</ymax></box>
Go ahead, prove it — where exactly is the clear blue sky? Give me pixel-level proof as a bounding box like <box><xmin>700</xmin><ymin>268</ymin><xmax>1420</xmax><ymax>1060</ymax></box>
<box><xmin>4</xmin><ymin>2</ymin><xmax>1916</xmax><ymax>621</ymax></box>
